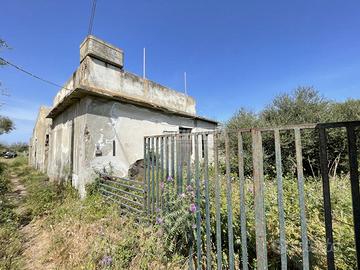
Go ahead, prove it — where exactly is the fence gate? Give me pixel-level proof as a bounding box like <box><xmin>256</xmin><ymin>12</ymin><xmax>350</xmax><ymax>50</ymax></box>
<box><xmin>142</xmin><ymin>122</ymin><xmax>360</xmax><ymax>270</ymax></box>
<box><xmin>98</xmin><ymin>172</ymin><xmax>146</xmax><ymax>216</ymax></box>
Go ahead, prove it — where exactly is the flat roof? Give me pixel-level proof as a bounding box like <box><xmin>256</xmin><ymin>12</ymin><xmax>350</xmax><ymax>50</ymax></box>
<box><xmin>46</xmin><ymin>86</ymin><xmax>218</xmax><ymax>125</ymax></box>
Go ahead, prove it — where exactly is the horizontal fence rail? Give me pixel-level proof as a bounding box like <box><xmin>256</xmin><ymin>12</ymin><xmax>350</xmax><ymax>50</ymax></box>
<box><xmin>98</xmin><ymin>173</ymin><xmax>145</xmax><ymax>216</ymax></box>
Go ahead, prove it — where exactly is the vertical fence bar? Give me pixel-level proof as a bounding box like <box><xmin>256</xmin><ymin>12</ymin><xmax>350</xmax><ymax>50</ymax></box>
<box><xmin>214</xmin><ymin>133</ymin><xmax>222</xmax><ymax>270</ymax></box>
<box><xmin>151</xmin><ymin>137</ymin><xmax>155</xmax><ymax>215</ymax></box>
<box><xmin>160</xmin><ymin>136</ymin><xmax>164</xmax><ymax>209</ymax></box>
<box><xmin>225</xmin><ymin>130</ymin><xmax>235</xmax><ymax>270</ymax></box>
<box><xmin>187</xmin><ymin>133</ymin><xmax>192</xmax><ymax>185</ymax></box>
<box><xmin>318</xmin><ymin>126</ymin><xmax>335</xmax><ymax>270</ymax></box>
<box><xmin>346</xmin><ymin>125</ymin><xmax>360</xmax><ymax>268</ymax></box>
<box><xmin>238</xmin><ymin>132</ymin><xmax>249</xmax><ymax>270</ymax></box>
<box><xmin>251</xmin><ymin>128</ymin><xmax>268</xmax><ymax>270</ymax></box>
<box><xmin>146</xmin><ymin>139</ymin><xmax>150</xmax><ymax>211</ymax></box>
<box><xmin>176</xmin><ymin>134</ymin><xmax>180</xmax><ymax>193</ymax></box>
<box><xmin>274</xmin><ymin>129</ymin><xmax>287</xmax><ymax>270</ymax></box>
<box><xmin>156</xmin><ymin>137</ymin><xmax>160</xmax><ymax>210</ymax></box>
<box><xmin>171</xmin><ymin>136</ymin><xmax>175</xmax><ymax>178</ymax></box>
<box><xmin>294</xmin><ymin>128</ymin><xmax>309</xmax><ymax>270</ymax></box>
<box><xmin>194</xmin><ymin>134</ymin><xmax>202</xmax><ymax>269</ymax></box>
<box><xmin>203</xmin><ymin>134</ymin><xmax>212</xmax><ymax>269</ymax></box>
<box><xmin>143</xmin><ymin>137</ymin><xmax>148</xmax><ymax>213</ymax></box>
<box><xmin>188</xmin><ymin>134</ymin><xmax>194</xmax><ymax>270</ymax></box>
<box><xmin>165</xmin><ymin>136</ymin><xmax>169</xmax><ymax>179</ymax></box>
<box><xmin>179</xmin><ymin>134</ymin><xmax>183</xmax><ymax>193</ymax></box>
<box><xmin>147</xmin><ymin>138</ymin><xmax>151</xmax><ymax>216</ymax></box>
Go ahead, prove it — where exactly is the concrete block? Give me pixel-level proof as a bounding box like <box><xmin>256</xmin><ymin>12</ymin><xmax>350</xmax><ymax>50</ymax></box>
<box><xmin>80</xmin><ymin>35</ymin><xmax>124</xmax><ymax>68</ymax></box>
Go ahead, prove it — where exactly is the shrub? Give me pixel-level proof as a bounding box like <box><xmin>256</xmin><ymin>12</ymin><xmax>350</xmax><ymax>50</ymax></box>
<box><xmin>156</xmin><ymin>173</ymin><xmax>355</xmax><ymax>269</ymax></box>
<box><xmin>156</xmin><ymin>176</ymin><xmax>196</xmax><ymax>257</ymax></box>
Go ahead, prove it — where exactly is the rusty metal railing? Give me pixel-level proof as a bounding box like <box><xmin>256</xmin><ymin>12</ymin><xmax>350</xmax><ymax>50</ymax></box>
<box><xmin>144</xmin><ymin>126</ymin><xmax>313</xmax><ymax>269</ymax></box>
<box><xmin>143</xmin><ymin>121</ymin><xmax>359</xmax><ymax>269</ymax></box>
<box><xmin>98</xmin><ymin>173</ymin><xmax>146</xmax><ymax>215</ymax></box>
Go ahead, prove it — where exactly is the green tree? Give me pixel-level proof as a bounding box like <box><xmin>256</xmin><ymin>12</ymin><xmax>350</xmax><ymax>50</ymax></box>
<box><xmin>0</xmin><ymin>116</ymin><xmax>14</xmax><ymax>135</ymax></box>
<box><xmin>0</xmin><ymin>38</ymin><xmax>14</xmax><ymax>134</ymax></box>
<box><xmin>226</xmin><ymin>87</ymin><xmax>360</xmax><ymax>177</ymax></box>
<box><xmin>260</xmin><ymin>87</ymin><xmax>330</xmax><ymax>125</ymax></box>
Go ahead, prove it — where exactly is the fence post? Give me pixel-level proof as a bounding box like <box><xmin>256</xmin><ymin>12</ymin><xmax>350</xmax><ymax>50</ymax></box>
<box><xmin>238</xmin><ymin>132</ymin><xmax>249</xmax><ymax>270</ymax></box>
<box><xmin>214</xmin><ymin>133</ymin><xmax>222</xmax><ymax>270</ymax></box>
<box><xmin>294</xmin><ymin>128</ymin><xmax>309</xmax><ymax>270</ymax></box>
<box><xmin>225</xmin><ymin>130</ymin><xmax>235</xmax><ymax>270</ymax></box>
<box><xmin>318</xmin><ymin>126</ymin><xmax>335</xmax><ymax>270</ymax></box>
<box><xmin>274</xmin><ymin>129</ymin><xmax>287</xmax><ymax>270</ymax></box>
<box><xmin>144</xmin><ymin>137</ymin><xmax>148</xmax><ymax>214</ymax></box>
<box><xmin>194</xmin><ymin>134</ymin><xmax>202</xmax><ymax>269</ymax></box>
<box><xmin>346</xmin><ymin>125</ymin><xmax>360</xmax><ymax>268</ymax></box>
<box><xmin>251</xmin><ymin>128</ymin><xmax>268</xmax><ymax>270</ymax></box>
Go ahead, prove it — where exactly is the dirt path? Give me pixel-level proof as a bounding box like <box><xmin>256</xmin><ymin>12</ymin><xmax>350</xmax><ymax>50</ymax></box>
<box><xmin>8</xmin><ymin>171</ymin><xmax>27</xmax><ymax>203</ymax></box>
<box><xmin>6</xmin><ymin>167</ymin><xmax>53</xmax><ymax>270</ymax></box>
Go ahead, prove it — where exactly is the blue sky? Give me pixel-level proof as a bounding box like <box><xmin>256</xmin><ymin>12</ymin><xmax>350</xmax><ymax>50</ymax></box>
<box><xmin>1</xmin><ymin>0</ymin><xmax>360</xmax><ymax>143</ymax></box>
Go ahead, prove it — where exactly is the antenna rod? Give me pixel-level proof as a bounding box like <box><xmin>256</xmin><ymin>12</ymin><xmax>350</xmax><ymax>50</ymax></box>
<box><xmin>184</xmin><ymin>71</ymin><xmax>187</xmax><ymax>95</ymax></box>
<box><xmin>143</xmin><ymin>48</ymin><xmax>146</xmax><ymax>79</ymax></box>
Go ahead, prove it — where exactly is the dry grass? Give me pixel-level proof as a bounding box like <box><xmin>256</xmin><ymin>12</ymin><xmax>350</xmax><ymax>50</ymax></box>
<box><xmin>1</xmin><ymin>157</ymin><xmax>186</xmax><ymax>270</ymax></box>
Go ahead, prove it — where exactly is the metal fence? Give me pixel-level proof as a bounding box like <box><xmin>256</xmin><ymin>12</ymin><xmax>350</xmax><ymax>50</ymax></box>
<box><xmin>143</xmin><ymin>121</ymin><xmax>360</xmax><ymax>270</ymax></box>
<box><xmin>317</xmin><ymin>121</ymin><xmax>360</xmax><ymax>270</ymax></box>
<box><xmin>98</xmin><ymin>172</ymin><xmax>146</xmax><ymax>216</ymax></box>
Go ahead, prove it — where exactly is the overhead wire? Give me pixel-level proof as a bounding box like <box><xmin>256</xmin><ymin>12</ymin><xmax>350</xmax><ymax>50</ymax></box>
<box><xmin>88</xmin><ymin>0</ymin><xmax>98</xmax><ymax>35</ymax></box>
<box><xmin>0</xmin><ymin>56</ymin><xmax>72</xmax><ymax>91</ymax></box>
<box><xmin>1</xmin><ymin>1</ymin><xmax>99</xmax><ymax>91</ymax></box>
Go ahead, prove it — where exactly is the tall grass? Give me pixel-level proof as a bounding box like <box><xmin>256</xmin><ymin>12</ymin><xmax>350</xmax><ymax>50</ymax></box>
<box><xmin>0</xmin><ymin>157</ymin><xmax>185</xmax><ymax>269</ymax></box>
<box><xmin>0</xmin><ymin>160</ymin><xmax>23</xmax><ymax>269</ymax></box>
<box><xmin>155</xmin><ymin>172</ymin><xmax>356</xmax><ymax>269</ymax></box>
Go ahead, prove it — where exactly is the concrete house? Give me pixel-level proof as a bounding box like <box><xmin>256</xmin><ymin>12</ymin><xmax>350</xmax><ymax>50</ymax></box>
<box><xmin>29</xmin><ymin>36</ymin><xmax>218</xmax><ymax>196</ymax></box>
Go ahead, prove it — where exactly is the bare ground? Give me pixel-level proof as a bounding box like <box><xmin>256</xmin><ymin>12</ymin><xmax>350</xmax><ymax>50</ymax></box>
<box><xmin>7</xmin><ymin>168</ymin><xmax>54</xmax><ymax>270</ymax></box>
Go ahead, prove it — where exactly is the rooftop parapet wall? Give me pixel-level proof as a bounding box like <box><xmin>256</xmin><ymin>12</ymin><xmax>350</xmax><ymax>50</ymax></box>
<box><xmin>83</xmin><ymin>57</ymin><xmax>196</xmax><ymax>115</ymax></box>
<box><xmin>50</xmin><ymin>35</ymin><xmax>196</xmax><ymax>117</ymax></box>
<box><xmin>80</xmin><ymin>35</ymin><xmax>124</xmax><ymax>69</ymax></box>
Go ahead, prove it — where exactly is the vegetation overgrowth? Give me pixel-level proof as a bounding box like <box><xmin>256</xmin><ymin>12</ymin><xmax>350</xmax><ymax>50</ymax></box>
<box><xmin>155</xmin><ymin>171</ymin><xmax>355</xmax><ymax>269</ymax></box>
<box><xmin>0</xmin><ymin>157</ymin><xmax>185</xmax><ymax>269</ymax></box>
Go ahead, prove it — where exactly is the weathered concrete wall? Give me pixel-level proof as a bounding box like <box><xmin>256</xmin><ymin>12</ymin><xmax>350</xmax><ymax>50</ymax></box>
<box><xmin>80</xmin><ymin>35</ymin><xmax>124</xmax><ymax>68</ymax></box>
<box><xmin>29</xmin><ymin>106</ymin><xmax>52</xmax><ymax>172</ymax></box>
<box><xmin>46</xmin><ymin>100</ymin><xmax>87</xmax><ymax>191</ymax></box>
<box><xmin>80</xmin><ymin>96</ymin><xmax>216</xmax><ymax>187</ymax></box>
<box><xmin>82</xmin><ymin>57</ymin><xmax>196</xmax><ymax>115</ymax></box>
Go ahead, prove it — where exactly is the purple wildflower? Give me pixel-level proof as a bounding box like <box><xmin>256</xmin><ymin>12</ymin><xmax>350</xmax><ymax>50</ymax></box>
<box><xmin>189</xmin><ymin>203</ymin><xmax>197</xmax><ymax>213</ymax></box>
<box><xmin>160</xmin><ymin>181</ymin><xmax>164</xmax><ymax>190</ymax></box>
<box><xmin>156</xmin><ymin>217</ymin><xmax>164</xmax><ymax>225</ymax></box>
<box><xmin>167</xmin><ymin>176</ymin><xmax>173</xmax><ymax>182</ymax></box>
<box><xmin>156</xmin><ymin>208</ymin><xmax>161</xmax><ymax>213</ymax></box>
<box><xmin>186</xmin><ymin>185</ymin><xmax>193</xmax><ymax>192</ymax></box>
<box><xmin>248</xmin><ymin>186</ymin><xmax>254</xmax><ymax>194</ymax></box>
<box><xmin>100</xmin><ymin>255</ymin><xmax>113</xmax><ymax>266</ymax></box>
